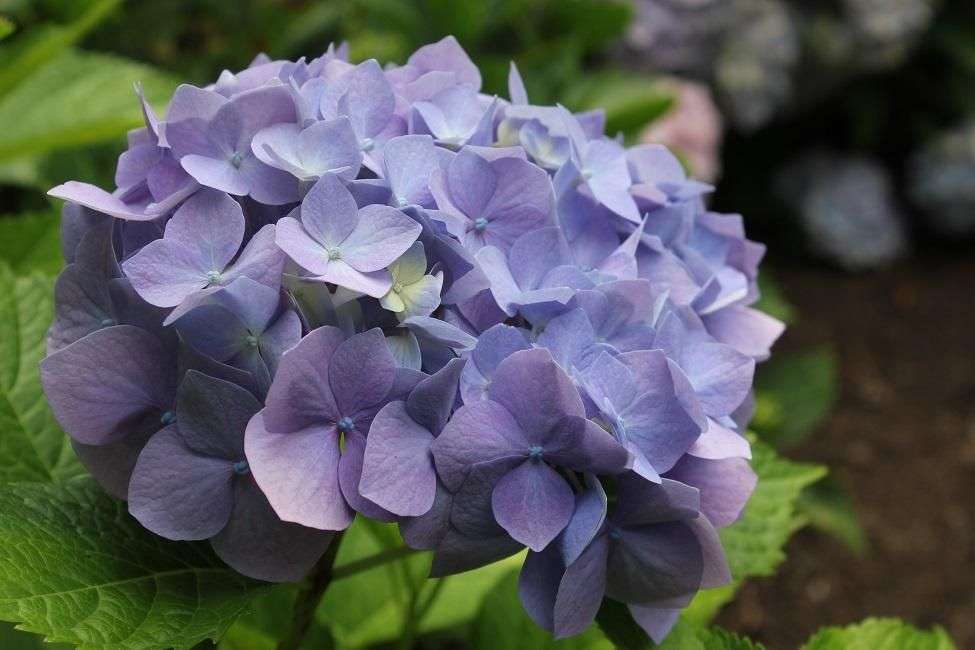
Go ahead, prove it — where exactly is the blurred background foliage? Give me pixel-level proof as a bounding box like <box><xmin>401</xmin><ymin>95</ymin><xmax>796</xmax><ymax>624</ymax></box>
<box><xmin>0</xmin><ymin>0</ymin><xmax>971</xmax><ymax>648</ymax></box>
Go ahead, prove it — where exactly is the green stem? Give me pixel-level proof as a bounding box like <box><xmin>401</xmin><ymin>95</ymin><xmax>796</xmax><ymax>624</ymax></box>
<box><xmin>396</xmin><ymin>561</ymin><xmax>420</xmax><ymax>650</ymax></box>
<box><xmin>277</xmin><ymin>531</ymin><xmax>344</xmax><ymax>650</ymax></box>
<box><xmin>331</xmin><ymin>544</ymin><xmax>420</xmax><ymax>580</ymax></box>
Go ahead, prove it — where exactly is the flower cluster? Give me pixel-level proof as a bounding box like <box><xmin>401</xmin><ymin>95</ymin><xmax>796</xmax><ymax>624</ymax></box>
<box><xmin>42</xmin><ymin>37</ymin><xmax>783</xmax><ymax>641</ymax></box>
<box><xmin>776</xmin><ymin>154</ymin><xmax>907</xmax><ymax>270</ymax></box>
<box><xmin>625</xmin><ymin>0</ymin><xmax>934</xmax><ymax>130</ymax></box>
<box><xmin>909</xmin><ymin>122</ymin><xmax>975</xmax><ymax>238</ymax></box>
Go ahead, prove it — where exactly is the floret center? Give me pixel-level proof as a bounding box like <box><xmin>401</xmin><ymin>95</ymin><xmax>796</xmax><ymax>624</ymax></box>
<box><xmin>360</xmin><ymin>138</ymin><xmax>375</xmax><ymax>152</ymax></box>
<box><xmin>206</xmin><ymin>270</ymin><xmax>222</xmax><ymax>284</ymax></box>
<box><xmin>160</xmin><ymin>410</ymin><xmax>176</xmax><ymax>426</ymax></box>
<box><xmin>393</xmin><ymin>282</ymin><xmax>405</xmax><ymax>294</ymax></box>
<box><xmin>243</xmin><ymin>334</ymin><xmax>259</xmax><ymax>348</ymax></box>
<box><xmin>473</xmin><ymin>217</ymin><xmax>489</xmax><ymax>233</ymax></box>
<box><xmin>233</xmin><ymin>460</ymin><xmax>250</xmax><ymax>475</ymax></box>
<box><xmin>326</xmin><ymin>248</ymin><xmax>342</xmax><ymax>261</ymax></box>
<box><xmin>229</xmin><ymin>151</ymin><xmax>244</xmax><ymax>169</ymax></box>
<box><xmin>100</xmin><ymin>318</ymin><xmax>117</xmax><ymax>327</ymax></box>
<box><xmin>337</xmin><ymin>417</ymin><xmax>355</xmax><ymax>434</ymax></box>
<box><xmin>528</xmin><ymin>445</ymin><xmax>544</xmax><ymax>461</ymax></box>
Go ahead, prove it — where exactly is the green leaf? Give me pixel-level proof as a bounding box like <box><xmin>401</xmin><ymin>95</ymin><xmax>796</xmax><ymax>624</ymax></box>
<box><xmin>755</xmin><ymin>273</ymin><xmax>796</xmax><ymax>325</ymax></box>
<box><xmin>0</xmin><ymin>49</ymin><xmax>177</xmax><ymax>165</ymax></box>
<box><xmin>720</xmin><ymin>438</ymin><xmax>827</xmax><ymax>579</ymax></box>
<box><xmin>563</xmin><ymin>72</ymin><xmax>674</xmax><ymax>140</ymax></box>
<box><xmin>317</xmin><ymin>518</ymin><xmax>520</xmax><ymax>647</ymax></box>
<box><xmin>0</xmin><ymin>621</ymin><xmax>71</xmax><ymax>650</ymax></box>
<box><xmin>752</xmin><ymin>348</ymin><xmax>839</xmax><ymax>448</ymax></box>
<box><xmin>0</xmin><ymin>480</ymin><xmax>268</xmax><ymax>650</ymax></box>
<box><xmin>219</xmin><ymin>586</ymin><xmax>333</xmax><ymax>650</ymax></box>
<box><xmin>473</xmin><ymin>570</ymin><xmax>613</xmax><ymax>650</ymax></box>
<box><xmin>0</xmin><ymin>17</ymin><xmax>14</xmax><ymax>43</ymax></box>
<box><xmin>796</xmin><ymin>477</ymin><xmax>867</xmax><ymax>555</ymax></box>
<box><xmin>679</xmin><ymin>583</ymin><xmax>739</xmax><ymax>627</ymax></box>
<box><xmin>0</xmin><ymin>0</ymin><xmax>122</xmax><ymax>96</ymax></box>
<box><xmin>801</xmin><ymin>618</ymin><xmax>956</xmax><ymax>650</ymax></box>
<box><xmin>0</xmin><ymin>212</ymin><xmax>62</xmax><ymax>275</ymax></box>
<box><xmin>0</xmin><ymin>266</ymin><xmax>84</xmax><ymax>484</ymax></box>
<box><xmin>657</xmin><ymin>622</ymin><xmax>764</xmax><ymax>650</ymax></box>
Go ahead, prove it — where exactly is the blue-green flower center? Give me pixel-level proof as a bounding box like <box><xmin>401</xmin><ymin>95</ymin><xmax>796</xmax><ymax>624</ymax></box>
<box><xmin>528</xmin><ymin>445</ymin><xmax>544</xmax><ymax>461</ymax></box>
<box><xmin>243</xmin><ymin>334</ymin><xmax>259</xmax><ymax>348</ymax></box>
<box><xmin>337</xmin><ymin>417</ymin><xmax>355</xmax><ymax>434</ymax></box>
<box><xmin>473</xmin><ymin>217</ymin><xmax>489</xmax><ymax>233</ymax></box>
<box><xmin>326</xmin><ymin>248</ymin><xmax>342</xmax><ymax>261</ymax></box>
<box><xmin>233</xmin><ymin>460</ymin><xmax>250</xmax><ymax>475</ymax></box>
<box><xmin>206</xmin><ymin>270</ymin><xmax>222</xmax><ymax>284</ymax></box>
<box><xmin>230</xmin><ymin>151</ymin><xmax>244</xmax><ymax>169</ymax></box>
<box><xmin>160</xmin><ymin>410</ymin><xmax>176</xmax><ymax>426</ymax></box>
<box><xmin>100</xmin><ymin>318</ymin><xmax>117</xmax><ymax>327</ymax></box>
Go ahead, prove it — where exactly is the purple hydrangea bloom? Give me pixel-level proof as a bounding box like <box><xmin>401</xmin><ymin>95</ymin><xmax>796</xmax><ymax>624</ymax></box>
<box><xmin>129</xmin><ymin>371</ymin><xmax>332</xmax><ymax>581</ymax></box>
<box><xmin>275</xmin><ymin>173</ymin><xmax>422</xmax><ymax>297</ymax></box>
<box><xmin>41</xmin><ymin>36</ymin><xmax>780</xmax><ymax>639</ymax></box>
<box><xmin>166</xmin><ymin>85</ymin><xmax>300</xmax><ymax>204</ymax></box>
<box><xmin>245</xmin><ymin>327</ymin><xmax>421</xmax><ymax>530</ymax></box>
<box><xmin>430</xmin><ymin>147</ymin><xmax>553</xmax><ymax>252</ymax></box>
<box><xmin>122</xmin><ymin>189</ymin><xmax>283</xmax><ymax>308</ymax></box>
<box><xmin>432</xmin><ymin>349</ymin><xmax>629</xmax><ymax>550</ymax></box>
<box><xmin>519</xmin><ymin>475</ymin><xmax>730</xmax><ymax>639</ymax></box>
<box><xmin>359</xmin><ymin>358</ymin><xmax>465</xmax><ymax>516</ymax></box>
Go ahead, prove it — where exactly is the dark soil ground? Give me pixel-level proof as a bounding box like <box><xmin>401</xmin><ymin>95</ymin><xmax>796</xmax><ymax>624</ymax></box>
<box><xmin>716</xmin><ymin>255</ymin><xmax>975</xmax><ymax>648</ymax></box>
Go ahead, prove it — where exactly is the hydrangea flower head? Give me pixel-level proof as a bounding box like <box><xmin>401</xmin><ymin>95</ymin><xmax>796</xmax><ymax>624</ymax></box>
<box><xmin>41</xmin><ymin>36</ymin><xmax>782</xmax><ymax>644</ymax></box>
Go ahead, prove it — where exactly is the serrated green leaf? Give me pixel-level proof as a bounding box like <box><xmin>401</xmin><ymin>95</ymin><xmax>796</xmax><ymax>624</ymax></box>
<box><xmin>679</xmin><ymin>583</ymin><xmax>739</xmax><ymax>627</ymax></box>
<box><xmin>801</xmin><ymin>618</ymin><xmax>956</xmax><ymax>650</ymax></box>
<box><xmin>0</xmin><ymin>266</ymin><xmax>83</xmax><ymax>484</ymax></box>
<box><xmin>752</xmin><ymin>348</ymin><xmax>839</xmax><ymax>448</ymax></box>
<box><xmin>0</xmin><ymin>213</ymin><xmax>62</xmax><ymax>275</ymax></box>
<box><xmin>657</xmin><ymin>622</ymin><xmax>764</xmax><ymax>650</ymax></box>
<box><xmin>0</xmin><ymin>49</ymin><xmax>177</xmax><ymax>165</ymax></box>
<box><xmin>0</xmin><ymin>620</ymin><xmax>71</xmax><ymax>650</ymax></box>
<box><xmin>720</xmin><ymin>438</ymin><xmax>827</xmax><ymax>579</ymax></box>
<box><xmin>0</xmin><ymin>480</ymin><xmax>268</xmax><ymax>650</ymax></box>
<box><xmin>473</xmin><ymin>570</ymin><xmax>613</xmax><ymax>650</ymax></box>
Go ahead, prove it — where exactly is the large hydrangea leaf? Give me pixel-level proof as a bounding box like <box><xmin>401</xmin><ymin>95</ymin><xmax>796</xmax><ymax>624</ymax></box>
<box><xmin>0</xmin><ymin>212</ymin><xmax>62</xmax><ymax>275</ymax></box>
<box><xmin>0</xmin><ymin>49</ymin><xmax>175</xmax><ymax>165</ymax></box>
<box><xmin>719</xmin><ymin>438</ymin><xmax>826</xmax><ymax>579</ymax></box>
<box><xmin>0</xmin><ymin>266</ymin><xmax>83</xmax><ymax>483</ymax></box>
<box><xmin>800</xmin><ymin>618</ymin><xmax>956</xmax><ymax>650</ymax></box>
<box><xmin>0</xmin><ymin>480</ymin><xmax>268</xmax><ymax>649</ymax></box>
